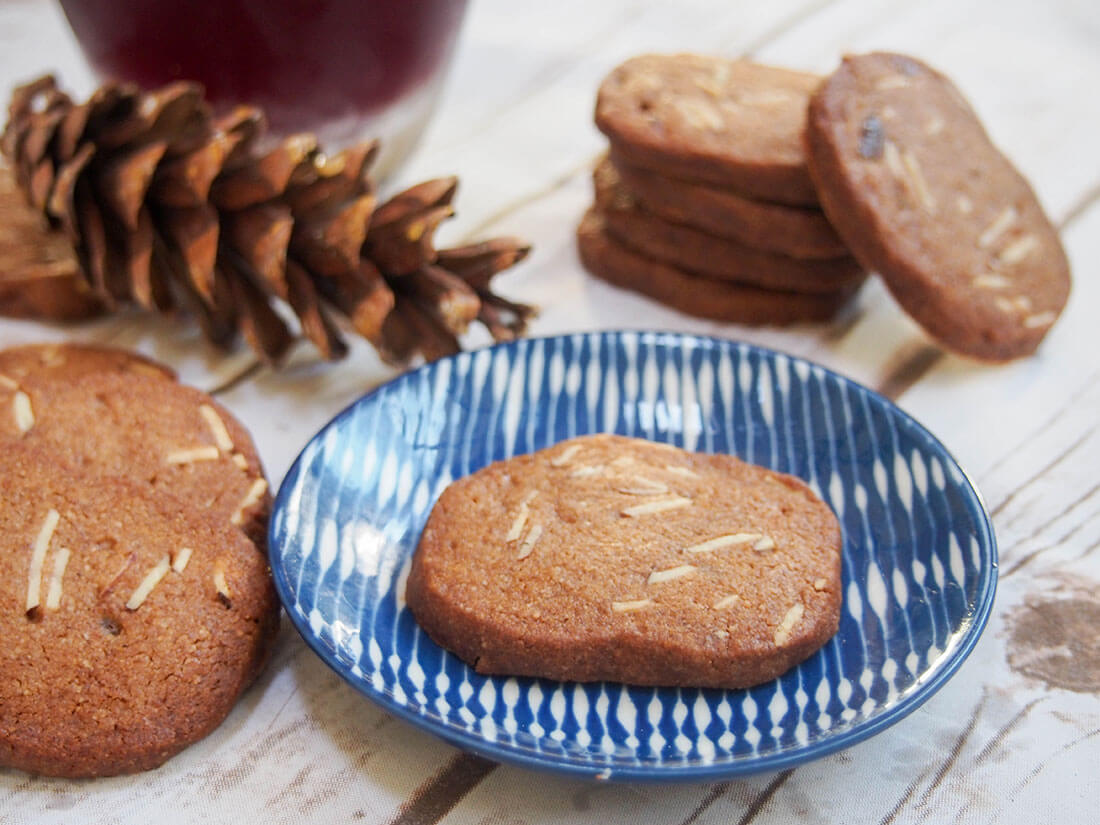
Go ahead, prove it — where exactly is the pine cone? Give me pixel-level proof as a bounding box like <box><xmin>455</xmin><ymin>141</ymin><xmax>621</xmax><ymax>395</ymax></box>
<box><xmin>0</xmin><ymin>75</ymin><xmax>535</xmax><ymax>365</ymax></box>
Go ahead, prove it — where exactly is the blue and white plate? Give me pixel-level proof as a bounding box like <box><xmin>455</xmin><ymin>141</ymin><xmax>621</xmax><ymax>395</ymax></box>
<box><xmin>269</xmin><ymin>331</ymin><xmax>997</xmax><ymax>781</ymax></box>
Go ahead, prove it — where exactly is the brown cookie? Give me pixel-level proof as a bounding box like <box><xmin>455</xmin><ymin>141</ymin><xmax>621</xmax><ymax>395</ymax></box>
<box><xmin>595</xmin><ymin>54</ymin><xmax>821</xmax><ymax>205</ymax></box>
<box><xmin>594</xmin><ymin>159</ymin><xmax>866</xmax><ymax>293</ymax></box>
<box><xmin>0</xmin><ymin>359</ymin><xmax>269</xmax><ymax>547</ymax></box>
<box><xmin>407</xmin><ymin>434</ymin><xmax>842</xmax><ymax>689</ymax></box>
<box><xmin>805</xmin><ymin>52</ymin><xmax>1071</xmax><ymax>361</ymax></box>
<box><xmin>0</xmin><ymin>443</ymin><xmax>280</xmax><ymax>777</ymax></box>
<box><xmin>609</xmin><ymin>153</ymin><xmax>848</xmax><ymax>259</ymax></box>
<box><xmin>577</xmin><ymin>208</ymin><xmax>858</xmax><ymax>325</ymax></box>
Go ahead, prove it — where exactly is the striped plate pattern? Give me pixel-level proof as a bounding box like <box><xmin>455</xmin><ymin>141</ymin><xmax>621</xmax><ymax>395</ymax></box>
<box><xmin>269</xmin><ymin>331</ymin><xmax>997</xmax><ymax>781</ymax></box>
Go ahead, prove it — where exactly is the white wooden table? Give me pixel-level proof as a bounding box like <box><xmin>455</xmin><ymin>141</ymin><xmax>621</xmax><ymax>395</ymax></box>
<box><xmin>2</xmin><ymin>1</ymin><xmax>1098</xmax><ymax>822</ymax></box>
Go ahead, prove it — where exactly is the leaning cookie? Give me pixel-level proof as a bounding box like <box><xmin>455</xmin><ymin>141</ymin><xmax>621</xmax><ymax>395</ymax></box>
<box><xmin>407</xmin><ymin>434</ymin><xmax>842</xmax><ymax>689</ymax></box>
<box><xmin>0</xmin><ymin>443</ymin><xmax>281</xmax><ymax>777</ymax></box>
<box><xmin>0</xmin><ymin>353</ymin><xmax>269</xmax><ymax>547</ymax></box>
<box><xmin>594</xmin><ymin>159</ymin><xmax>866</xmax><ymax>293</ymax></box>
<box><xmin>805</xmin><ymin>52</ymin><xmax>1071</xmax><ymax>361</ymax></box>
<box><xmin>577</xmin><ymin>208</ymin><xmax>858</xmax><ymax>325</ymax></box>
<box><xmin>596</xmin><ymin>54</ymin><xmax>822</xmax><ymax>205</ymax></box>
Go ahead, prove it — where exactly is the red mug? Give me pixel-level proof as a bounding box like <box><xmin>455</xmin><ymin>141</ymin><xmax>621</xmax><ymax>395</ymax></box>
<box><xmin>57</xmin><ymin>0</ymin><xmax>469</xmax><ymax>176</ymax></box>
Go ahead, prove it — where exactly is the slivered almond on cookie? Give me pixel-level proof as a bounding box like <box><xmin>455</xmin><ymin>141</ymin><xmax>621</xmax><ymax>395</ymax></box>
<box><xmin>407</xmin><ymin>433</ymin><xmax>842</xmax><ymax>689</ymax></box>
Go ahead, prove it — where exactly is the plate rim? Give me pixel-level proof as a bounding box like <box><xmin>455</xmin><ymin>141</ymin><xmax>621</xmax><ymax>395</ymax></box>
<box><xmin>269</xmin><ymin>329</ymin><xmax>999</xmax><ymax>781</ymax></box>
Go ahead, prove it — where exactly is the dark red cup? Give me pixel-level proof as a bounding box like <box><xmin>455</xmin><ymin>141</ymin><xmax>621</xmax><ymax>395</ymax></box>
<box><xmin>58</xmin><ymin>0</ymin><xmax>470</xmax><ymax>175</ymax></box>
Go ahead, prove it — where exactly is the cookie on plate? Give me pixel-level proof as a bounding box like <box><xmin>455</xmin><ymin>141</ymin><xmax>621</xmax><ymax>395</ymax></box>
<box><xmin>577</xmin><ymin>208</ymin><xmax>858</xmax><ymax>325</ymax></box>
<box><xmin>805</xmin><ymin>51</ymin><xmax>1071</xmax><ymax>361</ymax></box>
<box><xmin>0</xmin><ymin>443</ymin><xmax>281</xmax><ymax>777</ymax></box>
<box><xmin>407</xmin><ymin>434</ymin><xmax>842</xmax><ymax>689</ymax></box>
<box><xmin>594</xmin><ymin>159</ymin><xmax>866</xmax><ymax>293</ymax></box>
<box><xmin>595</xmin><ymin>54</ymin><xmax>822</xmax><ymax>205</ymax></box>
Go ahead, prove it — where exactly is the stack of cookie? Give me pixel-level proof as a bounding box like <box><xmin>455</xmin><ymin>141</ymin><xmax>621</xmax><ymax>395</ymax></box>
<box><xmin>0</xmin><ymin>343</ymin><xmax>280</xmax><ymax>777</ymax></box>
<box><xmin>579</xmin><ymin>53</ymin><xmax>867</xmax><ymax>326</ymax></box>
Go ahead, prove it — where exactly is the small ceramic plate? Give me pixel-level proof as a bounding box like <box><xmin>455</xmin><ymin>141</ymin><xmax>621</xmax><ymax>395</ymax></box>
<box><xmin>269</xmin><ymin>331</ymin><xmax>997</xmax><ymax>781</ymax></box>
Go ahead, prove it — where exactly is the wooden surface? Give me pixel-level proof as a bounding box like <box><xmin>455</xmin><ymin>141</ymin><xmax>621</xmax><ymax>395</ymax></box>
<box><xmin>1</xmin><ymin>0</ymin><xmax>1098</xmax><ymax>822</ymax></box>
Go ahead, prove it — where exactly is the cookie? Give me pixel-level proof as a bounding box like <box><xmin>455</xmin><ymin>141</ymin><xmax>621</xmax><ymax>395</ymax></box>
<box><xmin>594</xmin><ymin>159</ymin><xmax>866</xmax><ymax>293</ymax></box>
<box><xmin>609</xmin><ymin>153</ymin><xmax>848</xmax><ymax>259</ymax></box>
<box><xmin>595</xmin><ymin>54</ymin><xmax>821</xmax><ymax>205</ymax></box>
<box><xmin>577</xmin><ymin>208</ymin><xmax>858</xmax><ymax>325</ymax></box>
<box><xmin>0</xmin><ymin>356</ymin><xmax>269</xmax><ymax>546</ymax></box>
<box><xmin>805</xmin><ymin>52</ymin><xmax>1071</xmax><ymax>361</ymax></box>
<box><xmin>0</xmin><ymin>443</ymin><xmax>280</xmax><ymax>777</ymax></box>
<box><xmin>407</xmin><ymin>434</ymin><xmax>842</xmax><ymax>689</ymax></box>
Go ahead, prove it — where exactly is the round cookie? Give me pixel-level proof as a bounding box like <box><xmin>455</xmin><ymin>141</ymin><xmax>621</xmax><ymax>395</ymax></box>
<box><xmin>577</xmin><ymin>208</ymin><xmax>858</xmax><ymax>325</ymax></box>
<box><xmin>609</xmin><ymin>153</ymin><xmax>848</xmax><ymax>259</ymax></box>
<box><xmin>594</xmin><ymin>159</ymin><xmax>866</xmax><ymax>293</ymax></box>
<box><xmin>595</xmin><ymin>54</ymin><xmax>822</xmax><ymax>205</ymax></box>
<box><xmin>407</xmin><ymin>434</ymin><xmax>842</xmax><ymax>689</ymax></box>
<box><xmin>805</xmin><ymin>52</ymin><xmax>1071</xmax><ymax>361</ymax></box>
<box><xmin>0</xmin><ymin>363</ymin><xmax>269</xmax><ymax>547</ymax></box>
<box><xmin>0</xmin><ymin>443</ymin><xmax>280</xmax><ymax>777</ymax></box>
